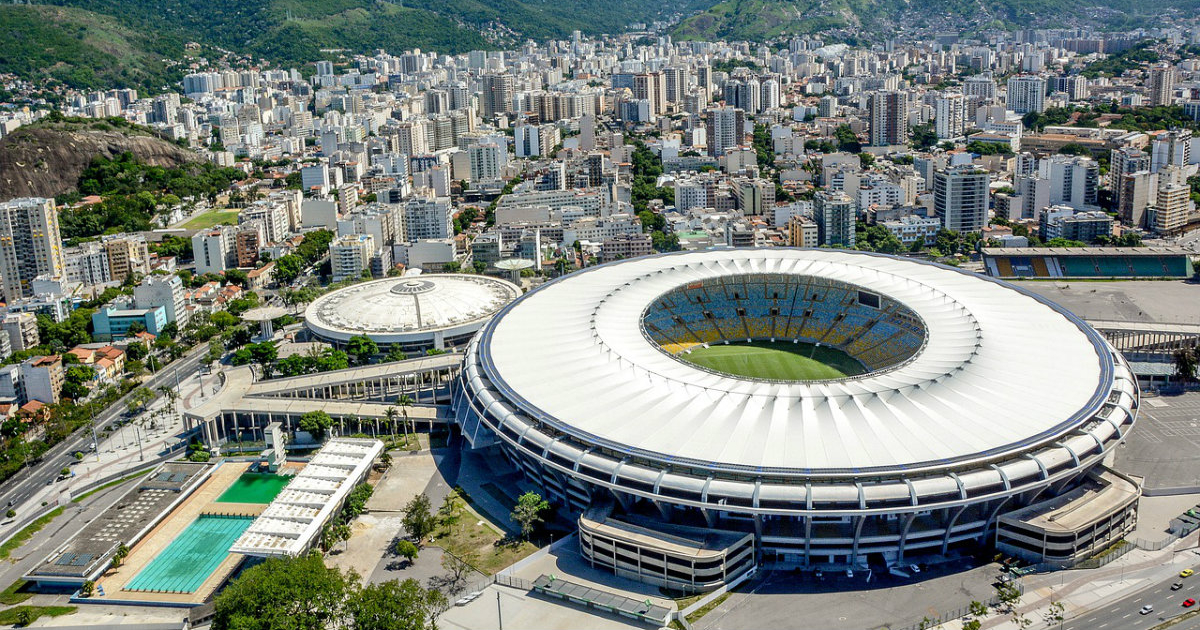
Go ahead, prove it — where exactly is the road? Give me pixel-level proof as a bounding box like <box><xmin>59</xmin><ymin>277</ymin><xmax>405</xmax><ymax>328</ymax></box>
<box><xmin>0</xmin><ymin>342</ymin><xmax>213</xmax><ymax>528</ymax></box>
<box><xmin>1064</xmin><ymin>560</ymin><xmax>1200</xmax><ymax>630</ymax></box>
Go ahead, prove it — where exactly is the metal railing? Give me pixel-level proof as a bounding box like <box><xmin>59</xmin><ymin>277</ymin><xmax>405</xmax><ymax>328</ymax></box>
<box><xmin>890</xmin><ymin>581</ymin><xmax>1025</xmax><ymax>630</ymax></box>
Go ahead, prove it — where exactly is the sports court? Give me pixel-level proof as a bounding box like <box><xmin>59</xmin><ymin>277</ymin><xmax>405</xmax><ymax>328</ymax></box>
<box><xmin>680</xmin><ymin>341</ymin><xmax>867</xmax><ymax>381</ymax></box>
<box><xmin>124</xmin><ymin>515</ymin><xmax>254</xmax><ymax>593</ymax></box>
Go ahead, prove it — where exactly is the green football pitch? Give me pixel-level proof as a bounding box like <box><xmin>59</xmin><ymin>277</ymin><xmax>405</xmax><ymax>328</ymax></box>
<box><xmin>679</xmin><ymin>341</ymin><xmax>867</xmax><ymax>381</ymax></box>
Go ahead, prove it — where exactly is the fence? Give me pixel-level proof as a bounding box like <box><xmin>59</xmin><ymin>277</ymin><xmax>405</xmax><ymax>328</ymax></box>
<box><xmin>1134</xmin><ymin>519</ymin><xmax>1200</xmax><ymax>551</ymax></box>
<box><xmin>456</xmin><ymin>572</ymin><xmax>533</xmax><ymax>600</ymax></box>
<box><xmin>1070</xmin><ymin>540</ymin><xmax>1137</xmax><ymax>569</ymax></box>
<box><xmin>890</xmin><ymin>581</ymin><xmax>1025</xmax><ymax>630</ymax></box>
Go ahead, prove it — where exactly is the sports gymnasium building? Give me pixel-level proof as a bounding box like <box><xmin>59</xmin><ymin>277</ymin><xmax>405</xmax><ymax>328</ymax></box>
<box><xmin>453</xmin><ymin>249</ymin><xmax>1140</xmax><ymax>590</ymax></box>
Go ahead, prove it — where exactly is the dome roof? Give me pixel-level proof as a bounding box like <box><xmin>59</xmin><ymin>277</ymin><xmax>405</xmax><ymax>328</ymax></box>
<box><xmin>304</xmin><ymin>274</ymin><xmax>521</xmax><ymax>344</ymax></box>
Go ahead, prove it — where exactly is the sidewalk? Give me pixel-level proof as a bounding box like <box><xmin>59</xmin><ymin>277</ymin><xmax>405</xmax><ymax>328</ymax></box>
<box><xmin>936</xmin><ymin>539</ymin><xmax>1197</xmax><ymax>629</ymax></box>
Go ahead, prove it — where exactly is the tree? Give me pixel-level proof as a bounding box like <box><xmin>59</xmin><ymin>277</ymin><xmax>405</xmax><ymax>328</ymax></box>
<box><xmin>346</xmin><ymin>335</ymin><xmax>379</xmax><ymax>366</ymax></box>
<box><xmin>347</xmin><ymin>578</ymin><xmax>447</xmax><ymax>630</ymax></box>
<box><xmin>62</xmin><ymin>365</ymin><xmax>96</xmax><ymax>400</ymax></box>
<box><xmin>385</xmin><ymin>346</ymin><xmax>408</xmax><ymax>362</ymax></box>
<box><xmin>393</xmin><ymin>539</ymin><xmax>419</xmax><ymax>564</ymax></box>
<box><xmin>398</xmin><ymin>394</ymin><xmax>415</xmax><ymax>442</ymax></box>
<box><xmin>126</xmin><ymin>387</ymin><xmax>154</xmax><ymax>415</ymax></box>
<box><xmin>210</xmin><ymin>311</ymin><xmax>240</xmax><ymax>330</ymax></box>
<box><xmin>441</xmin><ymin>551</ymin><xmax>476</xmax><ymax>586</ymax></box>
<box><xmin>224</xmin><ymin>268</ymin><xmax>250</xmax><ymax>287</ymax></box>
<box><xmin>298</xmin><ymin>410</ymin><xmax>334</xmax><ymax>439</ymax></box>
<box><xmin>273</xmin><ymin>254</ymin><xmax>304</xmax><ymax>284</ymax></box>
<box><xmin>402</xmin><ymin>493</ymin><xmax>437</xmax><ymax>544</ymax></box>
<box><xmin>1044</xmin><ymin>600</ymin><xmax>1065</xmax><ymax>628</ymax></box>
<box><xmin>248</xmin><ymin>341</ymin><xmax>278</xmax><ymax>366</ymax></box>
<box><xmin>511</xmin><ymin>491</ymin><xmax>550</xmax><ymax>539</ymax></box>
<box><xmin>993</xmin><ymin>581</ymin><xmax>1022</xmax><ymax>613</ymax></box>
<box><xmin>439</xmin><ymin>491</ymin><xmax>458</xmax><ymax>526</ymax></box>
<box><xmin>910</xmin><ymin>122</ymin><xmax>938</xmax><ymax>150</ymax></box>
<box><xmin>1174</xmin><ymin>346</ymin><xmax>1199</xmax><ymax>382</ymax></box>
<box><xmin>834</xmin><ymin>124</ymin><xmax>861</xmax><ymax>153</ymax></box>
<box><xmin>211</xmin><ymin>553</ymin><xmax>356</xmax><ymax>630</ymax></box>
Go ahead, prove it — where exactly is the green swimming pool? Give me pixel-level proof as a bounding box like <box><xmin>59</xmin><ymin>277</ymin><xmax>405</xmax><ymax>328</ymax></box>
<box><xmin>125</xmin><ymin>515</ymin><xmax>253</xmax><ymax>593</ymax></box>
<box><xmin>216</xmin><ymin>473</ymin><xmax>290</xmax><ymax>504</ymax></box>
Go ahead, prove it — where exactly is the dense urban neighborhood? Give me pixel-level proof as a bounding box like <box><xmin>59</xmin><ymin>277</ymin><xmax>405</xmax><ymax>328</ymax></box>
<box><xmin>0</xmin><ymin>11</ymin><xmax>1199</xmax><ymax>630</ymax></box>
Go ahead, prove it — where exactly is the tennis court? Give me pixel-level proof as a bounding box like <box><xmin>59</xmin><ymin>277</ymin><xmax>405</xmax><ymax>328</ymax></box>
<box><xmin>124</xmin><ymin>515</ymin><xmax>253</xmax><ymax>593</ymax></box>
<box><xmin>215</xmin><ymin>473</ymin><xmax>290</xmax><ymax>504</ymax></box>
<box><xmin>681</xmin><ymin>341</ymin><xmax>867</xmax><ymax>381</ymax></box>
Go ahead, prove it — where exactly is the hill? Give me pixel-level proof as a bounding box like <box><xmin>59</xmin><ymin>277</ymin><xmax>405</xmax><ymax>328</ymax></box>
<box><xmin>0</xmin><ymin>5</ymin><xmax>185</xmax><ymax>92</ymax></box>
<box><xmin>0</xmin><ymin>117</ymin><xmax>200</xmax><ymax>200</ymax></box>
<box><xmin>671</xmin><ymin>0</ymin><xmax>1198</xmax><ymax>42</ymax></box>
<box><xmin>8</xmin><ymin>0</ymin><xmax>694</xmax><ymax>89</ymax></box>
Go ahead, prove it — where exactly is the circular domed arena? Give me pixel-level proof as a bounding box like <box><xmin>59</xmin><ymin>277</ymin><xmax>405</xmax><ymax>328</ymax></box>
<box><xmin>453</xmin><ymin>249</ymin><xmax>1139</xmax><ymax>582</ymax></box>
<box><xmin>304</xmin><ymin>274</ymin><xmax>521</xmax><ymax>352</ymax></box>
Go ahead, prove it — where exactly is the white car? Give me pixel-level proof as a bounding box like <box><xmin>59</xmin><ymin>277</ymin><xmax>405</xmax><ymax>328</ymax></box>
<box><xmin>910</xmin><ymin>564</ymin><xmax>921</xmax><ymax>574</ymax></box>
<box><xmin>1141</xmin><ymin>604</ymin><xmax>1154</xmax><ymax>615</ymax></box>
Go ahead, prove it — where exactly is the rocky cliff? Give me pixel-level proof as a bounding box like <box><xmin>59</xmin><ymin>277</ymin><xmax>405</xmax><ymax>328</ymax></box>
<box><xmin>0</xmin><ymin>123</ymin><xmax>199</xmax><ymax>200</ymax></box>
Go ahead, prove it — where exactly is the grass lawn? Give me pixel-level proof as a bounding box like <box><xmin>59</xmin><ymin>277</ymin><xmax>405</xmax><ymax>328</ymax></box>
<box><xmin>679</xmin><ymin>341</ymin><xmax>866</xmax><ymax>381</ymax></box>
<box><xmin>0</xmin><ymin>579</ymin><xmax>32</xmax><ymax>604</ymax></box>
<box><xmin>0</xmin><ymin>605</ymin><xmax>76</xmax><ymax>625</ymax></box>
<box><xmin>0</xmin><ymin>508</ymin><xmax>63</xmax><ymax>561</ymax></box>
<box><xmin>686</xmin><ymin>593</ymin><xmax>730</xmax><ymax>624</ymax></box>
<box><xmin>182</xmin><ymin>210</ymin><xmax>239</xmax><ymax>229</ymax></box>
<box><xmin>430</xmin><ymin>494</ymin><xmax>537</xmax><ymax>575</ymax></box>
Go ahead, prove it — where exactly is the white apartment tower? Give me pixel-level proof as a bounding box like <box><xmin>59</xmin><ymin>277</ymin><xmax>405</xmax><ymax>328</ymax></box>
<box><xmin>0</xmin><ymin>198</ymin><xmax>66</xmax><ymax>303</ymax></box>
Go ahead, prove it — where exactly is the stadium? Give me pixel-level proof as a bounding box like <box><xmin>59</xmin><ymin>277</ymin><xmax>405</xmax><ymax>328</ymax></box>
<box><xmin>303</xmin><ymin>274</ymin><xmax>521</xmax><ymax>352</ymax></box>
<box><xmin>454</xmin><ymin>249</ymin><xmax>1140</xmax><ymax>589</ymax></box>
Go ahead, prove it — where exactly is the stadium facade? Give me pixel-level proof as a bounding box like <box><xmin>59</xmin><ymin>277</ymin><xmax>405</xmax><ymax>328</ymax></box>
<box><xmin>453</xmin><ymin>249</ymin><xmax>1140</xmax><ymax>589</ymax></box>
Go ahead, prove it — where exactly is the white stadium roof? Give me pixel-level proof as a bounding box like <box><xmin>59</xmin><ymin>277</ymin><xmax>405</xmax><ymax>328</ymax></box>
<box><xmin>478</xmin><ymin>249</ymin><xmax>1115</xmax><ymax>474</ymax></box>
<box><xmin>304</xmin><ymin>274</ymin><xmax>520</xmax><ymax>344</ymax></box>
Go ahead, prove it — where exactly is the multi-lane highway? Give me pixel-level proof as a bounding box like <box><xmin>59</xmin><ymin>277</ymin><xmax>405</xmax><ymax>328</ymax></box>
<box><xmin>0</xmin><ymin>342</ymin><xmax>213</xmax><ymax>526</ymax></box>
<box><xmin>1064</xmin><ymin>557</ymin><xmax>1200</xmax><ymax>630</ymax></box>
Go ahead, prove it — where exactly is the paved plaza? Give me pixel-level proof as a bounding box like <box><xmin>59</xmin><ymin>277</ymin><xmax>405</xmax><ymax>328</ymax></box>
<box><xmin>1115</xmin><ymin>392</ymin><xmax>1200</xmax><ymax>493</ymax></box>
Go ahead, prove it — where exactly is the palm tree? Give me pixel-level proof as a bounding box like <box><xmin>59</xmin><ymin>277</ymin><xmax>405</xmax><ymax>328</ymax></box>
<box><xmin>385</xmin><ymin>406</ymin><xmax>400</xmax><ymax>448</ymax></box>
<box><xmin>398</xmin><ymin>394</ymin><xmax>414</xmax><ymax>448</ymax></box>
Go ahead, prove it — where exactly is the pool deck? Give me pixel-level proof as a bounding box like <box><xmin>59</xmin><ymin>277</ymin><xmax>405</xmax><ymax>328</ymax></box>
<box><xmin>96</xmin><ymin>461</ymin><xmax>252</xmax><ymax>606</ymax></box>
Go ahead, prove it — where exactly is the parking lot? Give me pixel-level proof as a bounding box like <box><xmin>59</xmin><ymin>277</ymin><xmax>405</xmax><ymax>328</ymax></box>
<box><xmin>1115</xmin><ymin>392</ymin><xmax>1200</xmax><ymax>493</ymax></box>
<box><xmin>696</xmin><ymin>558</ymin><xmax>1001</xmax><ymax>630</ymax></box>
<box><xmin>1021</xmin><ymin>280</ymin><xmax>1200</xmax><ymax>325</ymax></box>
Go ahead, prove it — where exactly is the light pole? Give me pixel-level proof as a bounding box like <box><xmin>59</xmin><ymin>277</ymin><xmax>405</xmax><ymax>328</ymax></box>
<box><xmin>496</xmin><ymin>591</ymin><xmax>503</xmax><ymax>630</ymax></box>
